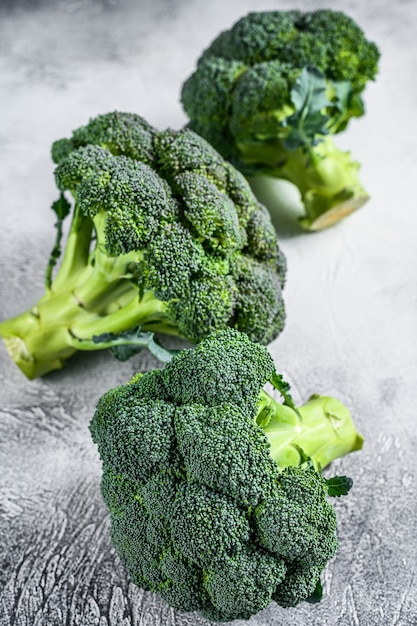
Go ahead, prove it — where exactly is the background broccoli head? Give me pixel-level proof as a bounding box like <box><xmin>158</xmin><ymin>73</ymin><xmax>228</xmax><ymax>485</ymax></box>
<box><xmin>0</xmin><ymin>112</ymin><xmax>286</xmax><ymax>379</ymax></box>
<box><xmin>181</xmin><ymin>10</ymin><xmax>380</xmax><ymax>230</ymax></box>
<box><xmin>90</xmin><ymin>328</ymin><xmax>361</xmax><ymax>622</ymax></box>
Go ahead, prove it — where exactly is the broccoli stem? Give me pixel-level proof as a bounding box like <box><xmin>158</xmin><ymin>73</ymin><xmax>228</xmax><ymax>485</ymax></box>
<box><xmin>256</xmin><ymin>390</ymin><xmax>363</xmax><ymax>470</ymax></box>
<box><xmin>0</xmin><ymin>281</ymin><xmax>178</xmax><ymax>379</ymax></box>
<box><xmin>238</xmin><ymin>135</ymin><xmax>369</xmax><ymax>231</ymax></box>
<box><xmin>48</xmin><ymin>207</ymin><xmax>94</xmax><ymax>293</ymax></box>
<box><xmin>0</xmin><ymin>208</ymin><xmax>178</xmax><ymax>379</ymax></box>
<box><xmin>0</xmin><ymin>274</ymin><xmax>181</xmax><ymax>379</ymax></box>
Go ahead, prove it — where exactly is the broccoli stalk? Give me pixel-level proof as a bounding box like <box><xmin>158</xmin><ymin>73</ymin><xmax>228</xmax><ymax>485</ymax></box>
<box><xmin>240</xmin><ymin>134</ymin><xmax>368</xmax><ymax>230</ymax></box>
<box><xmin>0</xmin><ymin>204</ymin><xmax>176</xmax><ymax>379</ymax></box>
<box><xmin>256</xmin><ymin>390</ymin><xmax>363</xmax><ymax>469</ymax></box>
<box><xmin>0</xmin><ymin>112</ymin><xmax>287</xmax><ymax>379</ymax></box>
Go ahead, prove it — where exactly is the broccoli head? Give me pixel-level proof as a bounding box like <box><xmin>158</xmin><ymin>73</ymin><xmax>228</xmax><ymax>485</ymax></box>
<box><xmin>0</xmin><ymin>112</ymin><xmax>286</xmax><ymax>379</ymax></box>
<box><xmin>181</xmin><ymin>9</ymin><xmax>380</xmax><ymax>230</ymax></box>
<box><xmin>90</xmin><ymin>328</ymin><xmax>363</xmax><ymax>621</ymax></box>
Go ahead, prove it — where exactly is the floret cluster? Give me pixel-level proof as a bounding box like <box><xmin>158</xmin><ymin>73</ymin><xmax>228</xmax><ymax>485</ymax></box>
<box><xmin>182</xmin><ymin>9</ymin><xmax>379</xmax><ymax>229</ymax></box>
<box><xmin>90</xmin><ymin>329</ymin><xmax>353</xmax><ymax>622</ymax></box>
<box><xmin>0</xmin><ymin>112</ymin><xmax>286</xmax><ymax>378</ymax></box>
<box><xmin>182</xmin><ymin>10</ymin><xmax>379</xmax><ymax>160</ymax></box>
<box><xmin>53</xmin><ymin>112</ymin><xmax>286</xmax><ymax>344</ymax></box>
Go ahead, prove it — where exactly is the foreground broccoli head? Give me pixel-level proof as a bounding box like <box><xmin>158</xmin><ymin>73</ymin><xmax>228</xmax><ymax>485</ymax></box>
<box><xmin>0</xmin><ymin>112</ymin><xmax>286</xmax><ymax>379</ymax></box>
<box><xmin>182</xmin><ymin>9</ymin><xmax>380</xmax><ymax>230</ymax></box>
<box><xmin>90</xmin><ymin>328</ymin><xmax>363</xmax><ymax>621</ymax></box>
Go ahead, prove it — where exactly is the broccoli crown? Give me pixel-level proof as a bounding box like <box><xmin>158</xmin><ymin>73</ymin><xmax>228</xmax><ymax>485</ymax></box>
<box><xmin>53</xmin><ymin>112</ymin><xmax>286</xmax><ymax>345</ymax></box>
<box><xmin>90</xmin><ymin>329</ymin><xmax>343</xmax><ymax>621</ymax></box>
<box><xmin>182</xmin><ymin>9</ymin><xmax>380</xmax><ymax>157</ymax></box>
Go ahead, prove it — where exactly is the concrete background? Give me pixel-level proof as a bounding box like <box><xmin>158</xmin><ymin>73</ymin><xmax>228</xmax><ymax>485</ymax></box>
<box><xmin>0</xmin><ymin>0</ymin><xmax>416</xmax><ymax>624</ymax></box>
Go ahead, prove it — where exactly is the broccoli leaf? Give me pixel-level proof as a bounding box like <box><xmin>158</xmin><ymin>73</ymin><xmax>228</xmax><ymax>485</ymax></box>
<box><xmin>292</xmin><ymin>444</ymin><xmax>315</xmax><ymax>467</ymax></box>
<box><xmin>306</xmin><ymin>578</ymin><xmax>323</xmax><ymax>604</ymax></box>
<box><xmin>270</xmin><ymin>372</ymin><xmax>301</xmax><ymax>417</ymax></box>
<box><xmin>290</xmin><ymin>67</ymin><xmax>330</xmax><ymax>112</ymax></box>
<box><xmin>325</xmin><ymin>475</ymin><xmax>353</xmax><ymax>497</ymax></box>
<box><xmin>333</xmin><ymin>80</ymin><xmax>353</xmax><ymax>114</ymax></box>
<box><xmin>91</xmin><ymin>326</ymin><xmax>177</xmax><ymax>363</ymax></box>
<box><xmin>256</xmin><ymin>405</ymin><xmax>273</xmax><ymax>429</ymax></box>
<box><xmin>45</xmin><ymin>194</ymin><xmax>71</xmax><ymax>288</ymax></box>
<box><xmin>284</xmin><ymin>67</ymin><xmax>331</xmax><ymax>150</ymax></box>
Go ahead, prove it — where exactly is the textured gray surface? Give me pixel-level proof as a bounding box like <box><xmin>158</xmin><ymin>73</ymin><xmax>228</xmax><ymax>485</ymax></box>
<box><xmin>1</xmin><ymin>0</ymin><xmax>417</xmax><ymax>624</ymax></box>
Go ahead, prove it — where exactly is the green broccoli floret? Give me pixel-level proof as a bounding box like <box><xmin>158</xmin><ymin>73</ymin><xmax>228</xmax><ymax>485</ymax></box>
<box><xmin>90</xmin><ymin>328</ymin><xmax>363</xmax><ymax>621</ymax></box>
<box><xmin>0</xmin><ymin>112</ymin><xmax>286</xmax><ymax>379</ymax></box>
<box><xmin>181</xmin><ymin>9</ymin><xmax>380</xmax><ymax>230</ymax></box>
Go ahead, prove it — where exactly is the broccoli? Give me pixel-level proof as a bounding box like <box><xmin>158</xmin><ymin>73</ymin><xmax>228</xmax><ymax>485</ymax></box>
<box><xmin>0</xmin><ymin>112</ymin><xmax>287</xmax><ymax>379</ymax></box>
<box><xmin>90</xmin><ymin>328</ymin><xmax>363</xmax><ymax>621</ymax></box>
<box><xmin>181</xmin><ymin>9</ymin><xmax>380</xmax><ymax>230</ymax></box>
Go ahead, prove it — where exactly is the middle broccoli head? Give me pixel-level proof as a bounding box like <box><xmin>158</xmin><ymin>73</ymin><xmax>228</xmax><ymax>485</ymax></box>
<box><xmin>53</xmin><ymin>111</ymin><xmax>286</xmax><ymax>345</ymax></box>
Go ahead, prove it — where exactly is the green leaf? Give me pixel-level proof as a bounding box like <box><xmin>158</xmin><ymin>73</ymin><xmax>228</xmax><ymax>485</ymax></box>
<box><xmin>292</xmin><ymin>444</ymin><xmax>314</xmax><ymax>467</ymax></box>
<box><xmin>52</xmin><ymin>193</ymin><xmax>71</xmax><ymax>221</ymax></box>
<box><xmin>257</xmin><ymin>406</ymin><xmax>273</xmax><ymax>429</ymax></box>
<box><xmin>284</xmin><ymin>67</ymin><xmax>331</xmax><ymax>150</ymax></box>
<box><xmin>325</xmin><ymin>475</ymin><xmax>353</xmax><ymax>497</ymax></box>
<box><xmin>143</xmin><ymin>334</ymin><xmax>180</xmax><ymax>363</ymax></box>
<box><xmin>333</xmin><ymin>80</ymin><xmax>353</xmax><ymax>114</ymax></box>
<box><xmin>290</xmin><ymin>67</ymin><xmax>329</xmax><ymax>113</ymax></box>
<box><xmin>270</xmin><ymin>372</ymin><xmax>299</xmax><ymax>414</ymax></box>
<box><xmin>45</xmin><ymin>194</ymin><xmax>72</xmax><ymax>289</ymax></box>
<box><xmin>91</xmin><ymin>326</ymin><xmax>178</xmax><ymax>363</ymax></box>
<box><xmin>108</xmin><ymin>342</ymin><xmax>144</xmax><ymax>362</ymax></box>
<box><xmin>306</xmin><ymin>578</ymin><xmax>323</xmax><ymax>604</ymax></box>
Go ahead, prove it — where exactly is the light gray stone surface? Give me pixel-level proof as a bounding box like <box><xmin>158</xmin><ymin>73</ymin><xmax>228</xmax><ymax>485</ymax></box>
<box><xmin>0</xmin><ymin>1</ymin><xmax>416</xmax><ymax>624</ymax></box>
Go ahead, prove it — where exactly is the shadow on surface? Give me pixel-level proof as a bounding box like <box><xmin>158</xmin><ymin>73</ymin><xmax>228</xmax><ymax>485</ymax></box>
<box><xmin>248</xmin><ymin>175</ymin><xmax>308</xmax><ymax>240</ymax></box>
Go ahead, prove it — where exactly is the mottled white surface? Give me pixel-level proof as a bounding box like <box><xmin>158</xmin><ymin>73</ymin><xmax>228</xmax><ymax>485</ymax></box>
<box><xmin>1</xmin><ymin>0</ymin><xmax>417</xmax><ymax>624</ymax></box>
